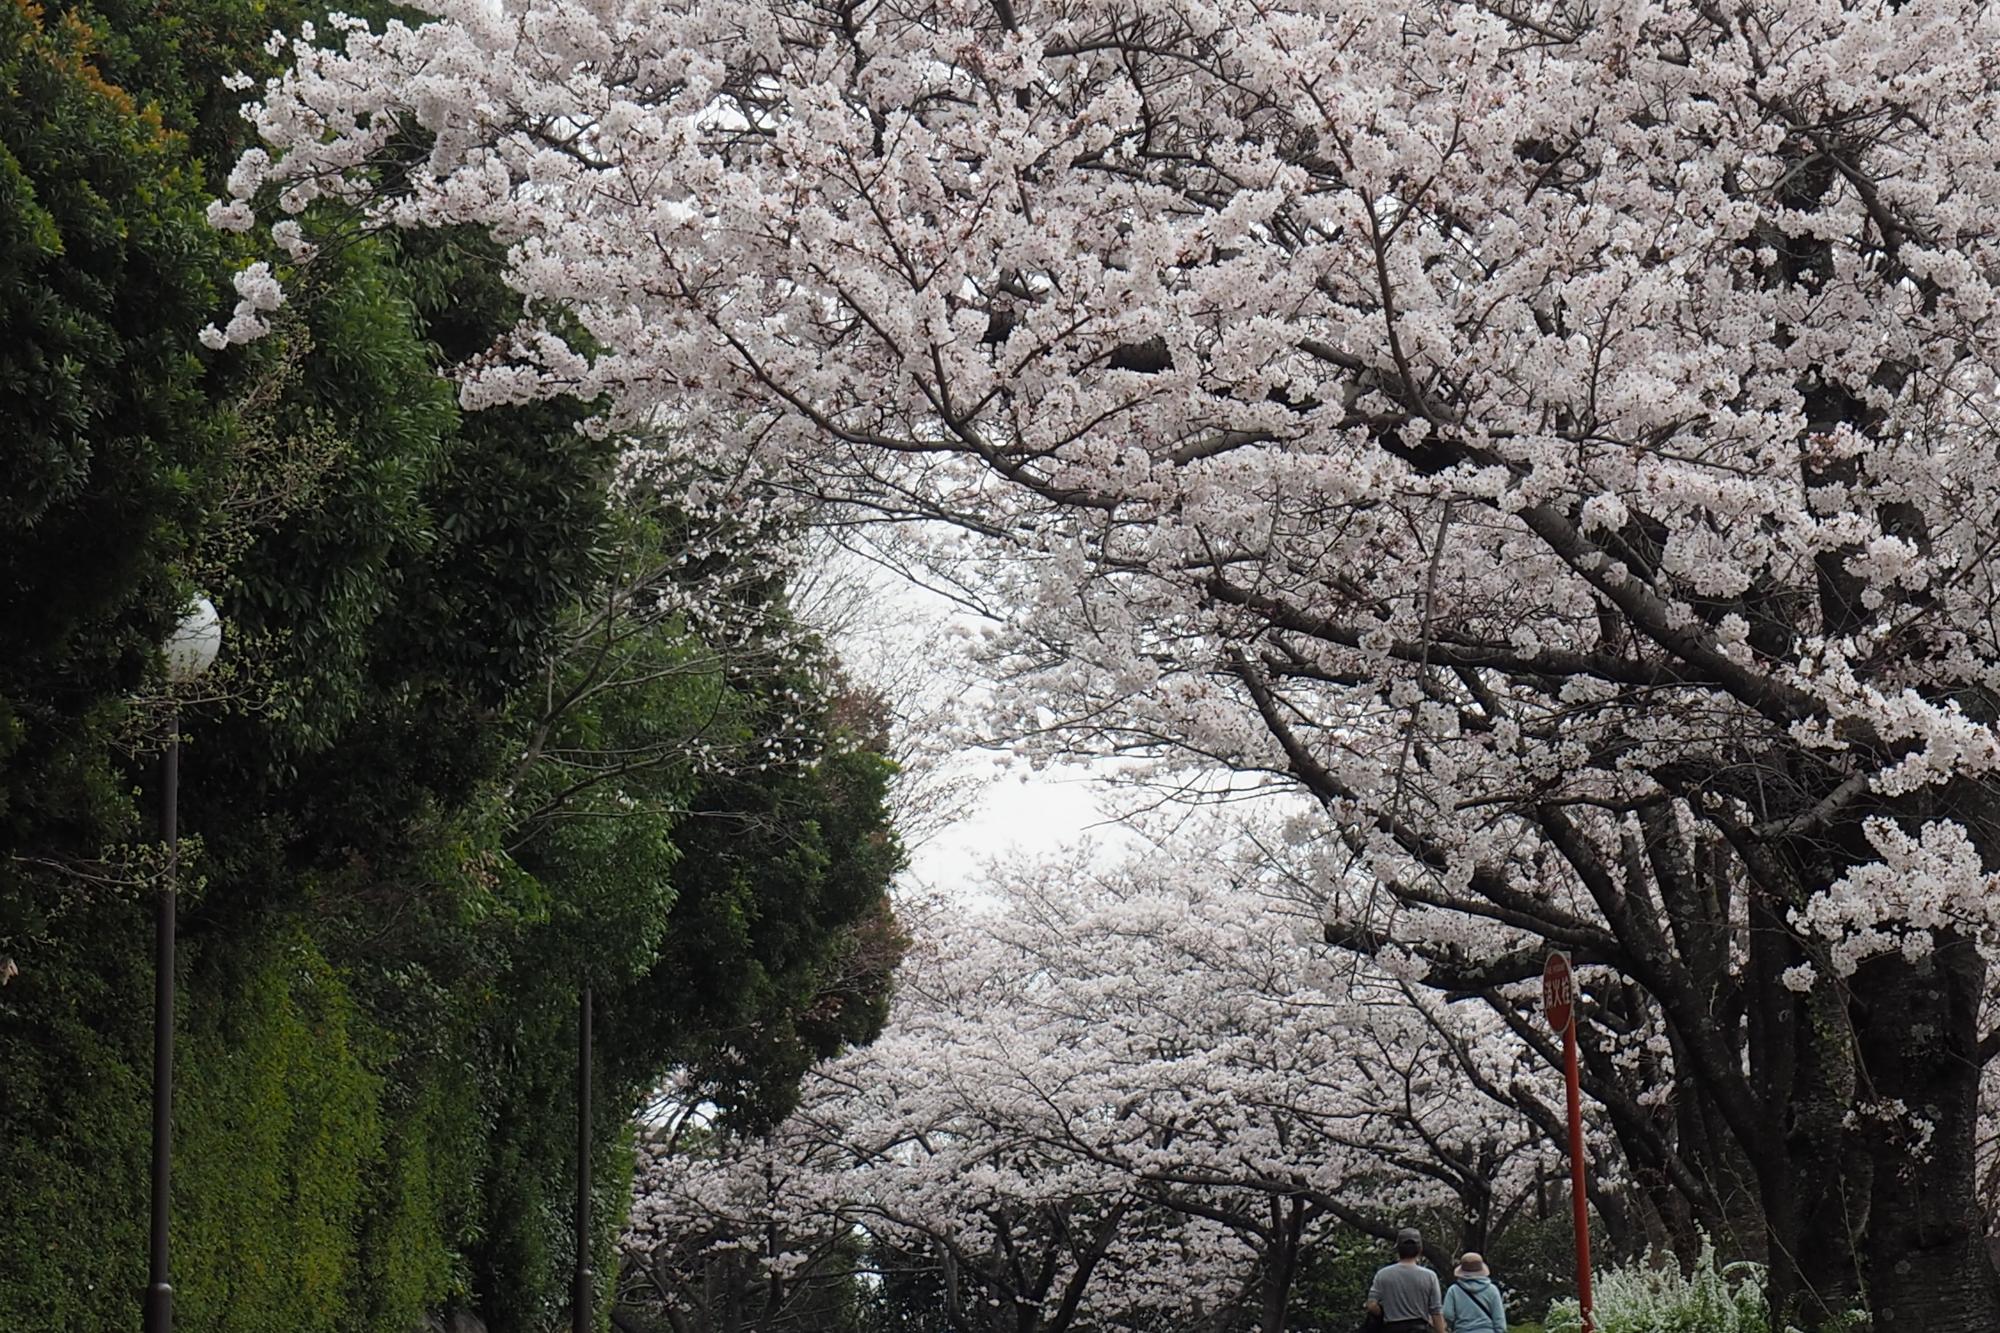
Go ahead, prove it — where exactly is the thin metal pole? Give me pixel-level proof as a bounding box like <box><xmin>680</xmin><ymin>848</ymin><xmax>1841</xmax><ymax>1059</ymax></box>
<box><xmin>1563</xmin><ymin>1013</ymin><xmax>1594</xmax><ymax>1333</ymax></box>
<box><xmin>575</xmin><ymin>983</ymin><xmax>593</xmax><ymax>1333</ymax></box>
<box><xmin>145</xmin><ymin>718</ymin><xmax>178</xmax><ymax>1333</ymax></box>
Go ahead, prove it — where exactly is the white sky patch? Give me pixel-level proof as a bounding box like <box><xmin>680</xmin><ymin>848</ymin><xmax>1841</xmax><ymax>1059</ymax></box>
<box><xmin>904</xmin><ymin>761</ymin><xmax>1132</xmax><ymax>893</ymax></box>
<box><xmin>802</xmin><ymin>529</ymin><xmax>1140</xmax><ymax>897</ymax></box>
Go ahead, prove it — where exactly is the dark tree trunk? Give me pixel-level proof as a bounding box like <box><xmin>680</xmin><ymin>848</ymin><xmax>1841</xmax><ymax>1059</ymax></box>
<box><xmin>1694</xmin><ymin>1079</ymin><xmax>1767</xmax><ymax>1265</ymax></box>
<box><xmin>1747</xmin><ymin>893</ymin><xmax>1865</xmax><ymax>1330</ymax></box>
<box><xmin>1760</xmin><ymin>1142</ymin><xmax>1866</xmax><ymax>1333</ymax></box>
<box><xmin>1258</xmin><ymin>1198</ymin><xmax>1306</xmax><ymax>1333</ymax></box>
<box><xmin>722</xmin><ymin>1249</ymin><xmax>744</xmax><ymax>1333</ymax></box>
<box><xmin>1850</xmin><ymin>938</ymin><xmax>2000</xmax><ymax>1332</ymax></box>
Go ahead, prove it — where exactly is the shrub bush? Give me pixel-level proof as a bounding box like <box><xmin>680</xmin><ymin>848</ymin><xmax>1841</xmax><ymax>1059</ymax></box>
<box><xmin>1544</xmin><ymin>1243</ymin><xmax>1765</xmax><ymax>1333</ymax></box>
<box><xmin>173</xmin><ymin>932</ymin><xmax>384</xmax><ymax>1333</ymax></box>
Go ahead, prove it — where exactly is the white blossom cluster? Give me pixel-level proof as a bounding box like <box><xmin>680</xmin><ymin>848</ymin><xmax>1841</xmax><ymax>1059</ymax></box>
<box><xmin>1797</xmin><ymin>817</ymin><xmax>2000</xmax><ymax>977</ymax></box>
<box><xmin>197</xmin><ymin>260</ymin><xmax>285</xmax><ymax>349</ymax></box>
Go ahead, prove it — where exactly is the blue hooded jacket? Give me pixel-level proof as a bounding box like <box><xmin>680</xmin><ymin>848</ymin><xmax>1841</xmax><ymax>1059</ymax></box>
<box><xmin>1442</xmin><ymin>1274</ymin><xmax>1506</xmax><ymax>1333</ymax></box>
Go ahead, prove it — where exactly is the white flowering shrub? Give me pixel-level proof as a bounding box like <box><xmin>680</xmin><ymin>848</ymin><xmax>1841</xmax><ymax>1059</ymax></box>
<box><xmin>1544</xmin><ymin>1244</ymin><xmax>1766</xmax><ymax>1333</ymax></box>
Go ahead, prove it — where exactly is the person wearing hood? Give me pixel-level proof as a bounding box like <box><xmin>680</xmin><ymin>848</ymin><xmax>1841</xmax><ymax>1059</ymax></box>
<box><xmin>1442</xmin><ymin>1253</ymin><xmax>1507</xmax><ymax>1333</ymax></box>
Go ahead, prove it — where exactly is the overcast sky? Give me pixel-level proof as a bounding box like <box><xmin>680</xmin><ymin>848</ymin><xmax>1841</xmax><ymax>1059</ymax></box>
<box><xmin>805</xmin><ymin>534</ymin><xmax>1139</xmax><ymax>896</ymax></box>
<box><xmin>901</xmin><ymin>759</ymin><xmax>1128</xmax><ymax>892</ymax></box>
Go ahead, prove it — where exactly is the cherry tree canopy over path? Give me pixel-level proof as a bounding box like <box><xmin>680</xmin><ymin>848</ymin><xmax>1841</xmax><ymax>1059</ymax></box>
<box><xmin>220</xmin><ymin>1</ymin><xmax>2000</xmax><ymax>1326</ymax></box>
<box><xmin>626</xmin><ymin>856</ymin><xmax>1558</xmax><ymax>1333</ymax></box>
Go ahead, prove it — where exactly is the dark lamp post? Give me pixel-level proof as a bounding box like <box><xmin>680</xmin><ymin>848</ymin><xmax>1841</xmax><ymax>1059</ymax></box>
<box><xmin>147</xmin><ymin>597</ymin><xmax>220</xmax><ymax>1333</ymax></box>
<box><xmin>576</xmin><ymin>982</ymin><xmax>593</xmax><ymax>1333</ymax></box>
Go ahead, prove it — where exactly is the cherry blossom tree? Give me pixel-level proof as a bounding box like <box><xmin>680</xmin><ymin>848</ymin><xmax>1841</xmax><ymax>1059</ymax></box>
<box><xmin>627</xmin><ymin>854</ymin><xmax>1562</xmax><ymax>1332</ymax></box>
<box><xmin>623</xmin><ymin>1108</ymin><xmax>869</xmax><ymax>1333</ymax></box>
<box><xmin>222</xmin><ymin>1</ymin><xmax>2000</xmax><ymax>1324</ymax></box>
<box><xmin>627</xmin><ymin>993</ymin><xmax>1157</xmax><ymax>1333</ymax></box>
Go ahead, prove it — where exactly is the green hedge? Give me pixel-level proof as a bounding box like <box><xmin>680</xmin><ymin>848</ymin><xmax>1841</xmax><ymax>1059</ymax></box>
<box><xmin>0</xmin><ymin>894</ymin><xmax>152</xmax><ymax>1327</ymax></box>
<box><xmin>175</xmin><ymin>934</ymin><xmax>383</xmax><ymax>1331</ymax></box>
<box><xmin>357</xmin><ymin>1059</ymin><xmax>485</xmax><ymax>1328</ymax></box>
<box><xmin>0</xmin><ymin>918</ymin><xmax>483</xmax><ymax>1333</ymax></box>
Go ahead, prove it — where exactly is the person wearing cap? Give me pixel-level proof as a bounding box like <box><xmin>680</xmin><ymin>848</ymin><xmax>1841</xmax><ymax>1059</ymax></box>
<box><xmin>1366</xmin><ymin>1227</ymin><xmax>1446</xmax><ymax>1333</ymax></box>
<box><xmin>1441</xmin><ymin>1252</ymin><xmax>1507</xmax><ymax>1333</ymax></box>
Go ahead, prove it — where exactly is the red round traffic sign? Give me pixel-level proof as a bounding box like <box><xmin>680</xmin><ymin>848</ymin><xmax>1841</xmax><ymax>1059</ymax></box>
<box><xmin>1543</xmin><ymin>952</ymin><xmax>1574</xmax><ymax>1033</ymax></box>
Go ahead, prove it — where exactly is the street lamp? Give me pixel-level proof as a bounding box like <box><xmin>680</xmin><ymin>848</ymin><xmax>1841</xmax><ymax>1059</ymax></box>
<box><xmin>148</xmin><ymin>597</ymin><xmax>220</xmax><ymax>1333</ymax></box>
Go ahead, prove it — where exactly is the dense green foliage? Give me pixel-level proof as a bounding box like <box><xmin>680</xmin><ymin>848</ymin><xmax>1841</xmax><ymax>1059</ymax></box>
<box><xmin>172</xmin><ymin>933</ymin><xmax>386</xmax><ymax>1333</ymax></box>
<box><xmin>0</xmin><ymin>891</ymin><xmax>151</xmax><ymax>1324</ymax></box>
<box><xmin>462</xmin><ymin>509</ymin><xmax>905</xmax><ymax>1327</ymax></box>
<box><xmin>0</xmin><ymin>3</ymin><xmax>905</xmax><ymax>1330</ymax></box>
<box><xmin>1285</xmin><ymin>1228</ymin><xmax>1400</xmax><ymax>1333</ymax></box>
<box><xmin>0</xmin><ymin>3</ymin><xmax>222</xmax><ymax>1311</ymax></box>
<box><xmin>0</xmin><ymin>0</ymin><xmax>225</xmax><ymax>936</ymax></box>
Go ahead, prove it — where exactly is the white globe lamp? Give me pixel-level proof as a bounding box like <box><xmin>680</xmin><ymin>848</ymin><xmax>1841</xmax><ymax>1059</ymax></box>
<box><xmin>163</xmin><ymin>597</ymin><xmax>222</xmax><ymax>684</ymax></box>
